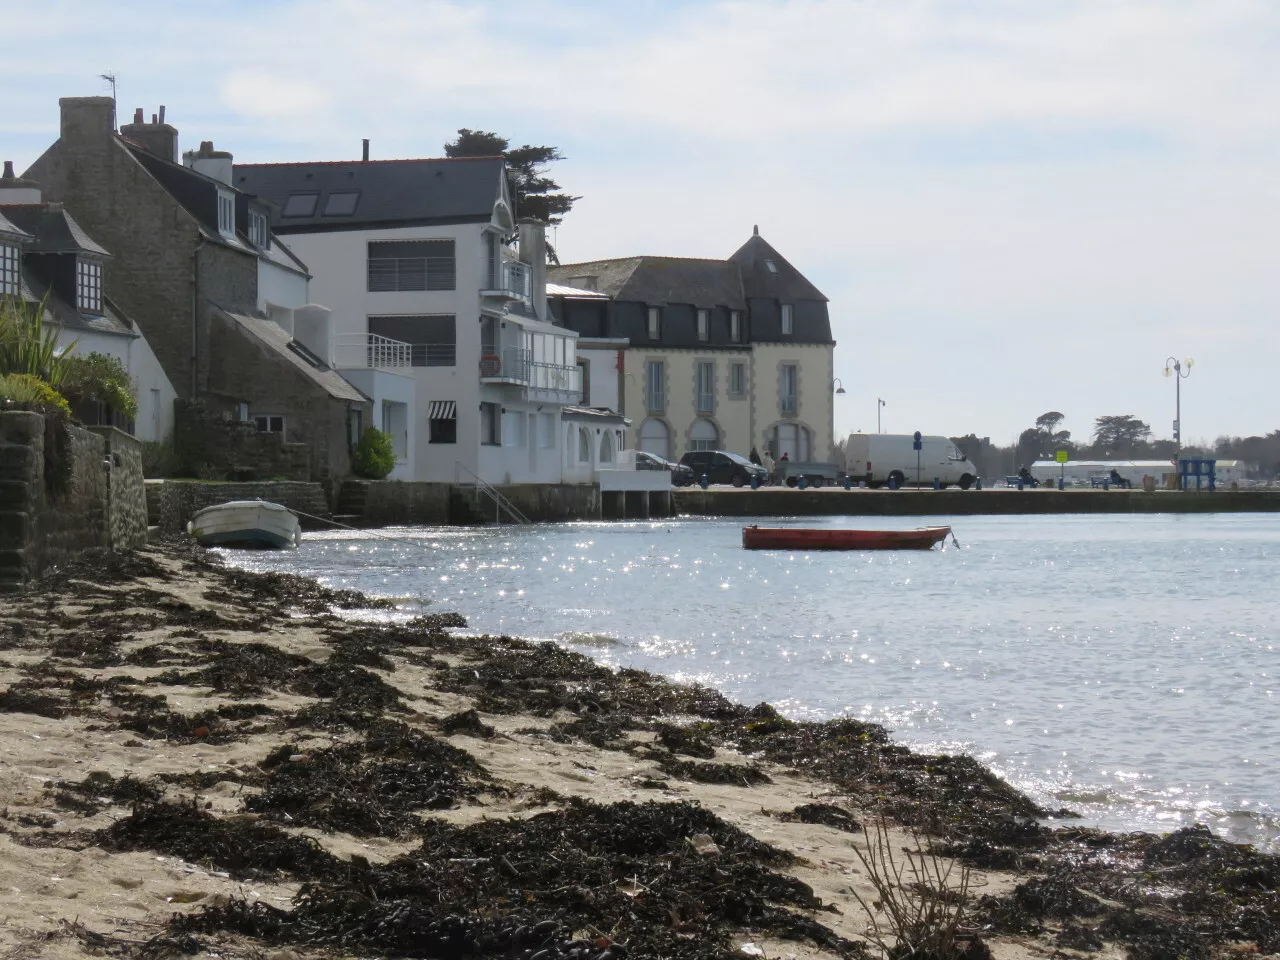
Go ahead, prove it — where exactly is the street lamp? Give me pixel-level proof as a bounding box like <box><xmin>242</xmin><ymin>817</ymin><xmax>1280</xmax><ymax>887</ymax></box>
<box><xmin>832</xmin><ymin>378</ymin><xmax>846</xmax><ymax>395</ymax></box>
<box><xmin>1163</xmin><ymin>356</ymin><xmax>1193</xmax><ymax>474</ymax></box>
<box><xmin>877</xmin><ymin>398</ymin><xmax>886</xmax><ymax>433</ymax></box>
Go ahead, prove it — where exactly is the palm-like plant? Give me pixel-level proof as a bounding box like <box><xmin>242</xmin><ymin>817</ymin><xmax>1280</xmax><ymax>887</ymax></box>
<box><xmin>0</xmin><ymin>296</ymin><xmax>76</xmax><ymax>387</ymax></box>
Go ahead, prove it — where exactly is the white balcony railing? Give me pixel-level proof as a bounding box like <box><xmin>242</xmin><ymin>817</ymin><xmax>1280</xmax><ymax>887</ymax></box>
<box><xmin>481</xmin><ymin>259</ymin><xmax>532</xmax><ymax>300</ymax></box>
<box><xmin>479</xmin><ymin>348</ymin><xmax>581</xmax><ymax>402</ymax></box>
<box><xmin>334</xmin><ymin>333</ymin><xmax>413</xmax><ymax>369</ymax></box>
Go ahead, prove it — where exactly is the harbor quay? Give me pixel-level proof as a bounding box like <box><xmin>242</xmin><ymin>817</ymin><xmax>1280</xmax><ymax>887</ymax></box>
<box><xmin>673</xmin><ymin>486</ymin><xmax>1280</xmax><ymax>516</ymax></box>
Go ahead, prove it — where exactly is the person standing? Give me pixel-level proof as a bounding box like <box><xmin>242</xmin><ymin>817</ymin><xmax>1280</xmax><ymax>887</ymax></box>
<box><xmin>762</xmin><ymin>450</ymin><xmax>775</xmax><ymax>485</ymax></box>
<box><xmin>749</xmin><ymin>447</ymin><xmax>762</xmax><ymax>465</ymax></box>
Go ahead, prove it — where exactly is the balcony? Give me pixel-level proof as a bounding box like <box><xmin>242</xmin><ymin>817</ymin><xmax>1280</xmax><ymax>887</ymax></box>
<box><xmin>480</xmin><ymin>259</ymin><xmax>532</xmax><ymax>301</ymax></box>
<box><xmin>335</xmin><ymin>333</ymin><xmax>455</xmax><ymax>369</ymax></box>
<box><xmin>480</xmin><ymin>347</ymin><xmax>581</xmax><ymax>404</ymax></box>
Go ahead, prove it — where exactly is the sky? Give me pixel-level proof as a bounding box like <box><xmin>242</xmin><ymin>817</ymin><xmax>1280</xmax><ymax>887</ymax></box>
<box><xmin>4</xmin><ymin>0</ymin><xmax>1278</xmax><ymax>447</ymax></box>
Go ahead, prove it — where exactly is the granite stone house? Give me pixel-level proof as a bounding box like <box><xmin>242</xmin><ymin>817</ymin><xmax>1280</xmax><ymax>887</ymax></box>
<box><xmin>22</xmin><ymin>97</ymin><xmax>368</xmax><ymax>481</ymax></box>
<box><xmin>548</xmin><ymin>228</ymin><xmax>837</xmax><ymax>463</ymax></box>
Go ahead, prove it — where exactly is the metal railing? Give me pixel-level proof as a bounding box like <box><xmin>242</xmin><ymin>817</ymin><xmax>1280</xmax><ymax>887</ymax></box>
<box><xmin>334</xmin><ymin>333</ymin><xmax>413</xmax><ymax>369</ymax></box>
<box><xmin>646</xmin><ymin>392</ymin><xmax>665</xmax><ymax>413</ymax></box>
<box><xmin>696</xmin><ymin>392</ymin><xmax>715</xmax><ymax>413</ymax></box>
<box><xmin>454</xmin><ymin>460</ymin><xmax>531</xmax><ymax>525</ymax></box>
<box><xmin>481</xmin><ymin>259</ymin><xmax>532</xmax><ymax>299</ymax></box>
<box><xmin>528</xmin><ymin>361</ymin><xmax>581</xmax><ymax>401</ymax></box>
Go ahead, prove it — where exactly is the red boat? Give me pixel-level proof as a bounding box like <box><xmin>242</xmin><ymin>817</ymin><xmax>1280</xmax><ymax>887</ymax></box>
<box><xmin>741</xmin><ymin>525</ymin><xmax>952</xmax><ymax>551</ymax></box>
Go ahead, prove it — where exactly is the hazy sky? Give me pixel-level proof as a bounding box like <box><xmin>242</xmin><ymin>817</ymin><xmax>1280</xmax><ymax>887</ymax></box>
<box><xmin>5</xmin><ymin>0</ymin><xmax>1277</xmax><ymax>446</ymax></box>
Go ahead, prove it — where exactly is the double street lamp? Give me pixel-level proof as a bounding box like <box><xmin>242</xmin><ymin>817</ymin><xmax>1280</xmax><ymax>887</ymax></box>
<box><xmin>1163</xmin><ymin>356</ymin><xmax>1193</xmax><ymax>468</ymax></box>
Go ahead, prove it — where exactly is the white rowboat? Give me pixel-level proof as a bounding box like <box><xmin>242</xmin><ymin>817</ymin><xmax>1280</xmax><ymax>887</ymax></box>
<box><xmin>188</xmin><ymin>500</ymin><xmax>301</xmax><ymax>550</ymax></box>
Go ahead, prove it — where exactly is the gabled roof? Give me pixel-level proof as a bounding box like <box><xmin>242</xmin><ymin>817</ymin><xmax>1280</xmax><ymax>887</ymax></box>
<box><xmin>549</xmin><ymin>256</ymin><xmax>746</xmax><ymax>309</ymax></box>
<box><xmin>233</xmin><ymin>157</ymin><xmax>506</xmax><ymax>232</ymax></box>
<box><xmin>729</xmin><ymin>230</ymin><xmax>827</xmax><ymax>302</ymax></box>
<box><xmin>0</xmin><ymin>204</ymin><xmax>110</xmax><ymax>256</ymax></box>
<box><xmin>217</xmin><ymin>310</ymin><xmax>368</xmax><ymax>404</ymax></box>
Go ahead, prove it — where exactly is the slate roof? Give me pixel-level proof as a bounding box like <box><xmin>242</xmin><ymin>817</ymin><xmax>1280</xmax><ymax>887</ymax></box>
<box><xmin>233</xmin><ymin>157</ymin><xmax>506</xmax><ymax>232</ymax></box>
<box><xmin>0</xmin><ymin>204</ymin><xmax>111</xmax><ymax>256</ymax></box>
<box><xmin>0</xmin><ymin>209</ymin><xmax>31</xmax><ymax>242</ymax></box>
<box><xmin>549</xmin><ymin>256</ymin><xmax>746</xmax><ymax>309</ymax></box>
<box><xmin>729</xmin><ymin>232</ymin><xmax>827</xmax><ymax>302</ymax></box>
<box><xmin>219</xmin><ymin>310</ymin><xmax>368</xmax><ymax>403</ymax></box>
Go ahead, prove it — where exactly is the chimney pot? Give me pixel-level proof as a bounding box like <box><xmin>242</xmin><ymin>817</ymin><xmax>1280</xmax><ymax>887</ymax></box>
<box><xmin>753</xmin><ymin>224</ymin><xmax>759</xmax><ymax>235</ymax></box>
<box><xmin>159</xmin><ymin>105</ymin><xmax>166</xmax><ymax>123</ymax></box>
<box><xmin>362</xmin><ymin>139</ymin><xmax>370</xmax><ymax>162</ymax></box>
<box><xmin>151</xmin><ymin>113</ymin><xmax>158</xmax><ymax>124</ymax></box>
<box><xmin>2</xmin><ymin>161</ymin><xmax>13</xmax><ymax>180</ymax></box>
<box><xmin>133</xmin><ymin>107</ymin><xmax>143</xmax><ymax>123</ymax></box>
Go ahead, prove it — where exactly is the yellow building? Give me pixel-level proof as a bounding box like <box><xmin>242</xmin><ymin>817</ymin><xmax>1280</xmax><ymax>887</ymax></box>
<box><xmin>548</xmin><ymin>228</ymin><xmax>836</xmax><ymax>462</ymax></box>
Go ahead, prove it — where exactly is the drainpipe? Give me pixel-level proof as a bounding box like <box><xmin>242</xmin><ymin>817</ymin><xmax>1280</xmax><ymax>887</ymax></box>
<box><xmin>190</xmin><ymin>234</ymin><xmax>207</xmax><ymax>399</ymax></box>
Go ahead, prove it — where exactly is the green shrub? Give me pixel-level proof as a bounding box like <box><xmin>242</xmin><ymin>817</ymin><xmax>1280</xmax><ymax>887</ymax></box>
<box><xmin>60</xmin><ymin>352</ymin><xmax>139</xmax><ymax>420</ymax></box>
<box><xmin>351</xmin><ymin>427</ymin><xmax>396</xmax><ymax>479</ymax></box>
<box><xmin>0</xmin><ymin>297</ymin><xmax>75</xmax><ymax>386</ymax></box>
<box><xmin>0</xmin><ymin>372</ymin><xmax>72</xmax><ymax>416</ymax></box>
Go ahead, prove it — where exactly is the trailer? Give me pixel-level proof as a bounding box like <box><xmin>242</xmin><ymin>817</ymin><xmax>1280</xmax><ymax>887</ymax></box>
<box><xmin>773</xmin><ymin>460</ymin><xmax>846</xmax><ymax>488</ymax></box>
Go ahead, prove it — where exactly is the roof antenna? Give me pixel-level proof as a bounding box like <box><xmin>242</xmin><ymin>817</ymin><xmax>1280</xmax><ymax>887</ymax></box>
<box><xmin>99</xmin><ymin>72</ymin><xmax>118</xmax><ymax>130</ymax></box>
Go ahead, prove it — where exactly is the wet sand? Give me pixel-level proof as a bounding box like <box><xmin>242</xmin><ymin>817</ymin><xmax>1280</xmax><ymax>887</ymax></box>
<box><xmin>1</xmin><ymin>542</ymin><xmax>1276</xmax><ymax>960</ymax></box>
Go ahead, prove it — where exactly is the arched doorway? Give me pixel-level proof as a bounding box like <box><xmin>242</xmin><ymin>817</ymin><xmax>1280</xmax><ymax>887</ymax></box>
<box><xmin>689</xmin><ymin>418</ymin><xmax>720</xmax><ymax>452</ymax></box>
<box><xmin>638</xmin><ymin>418</ymin><xmax>670</xmax><ymax>459</ymax></box>
<box><xmin>768</xmin><ymin>421</ymin><xmax>811</xmax><ymax>461</ymax></box>
<box><xmin>599</xmin><ymin>429</ymin><xmax>614</xmax><ymax>463</ymax></box>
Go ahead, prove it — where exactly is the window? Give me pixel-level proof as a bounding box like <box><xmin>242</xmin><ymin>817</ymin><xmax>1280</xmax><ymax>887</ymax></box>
<box><xmin>695</xmin><ymin>361</ymin><xmax>715</xmax><ymax>413</ymax></box>
<box><xmin>781</xmin><ymin>303</ymin><xmax>794</xmax><ymax>335</ymax></box>
<box><xmin>282</xmin><ymin>193</ymin><xmax>318</xmax><ymax>217</ymax></box>
<box><xmin>696</xmin><ymin>308</ymin><xmax>709</xmax><ymax>342</ymax></box>
<box><xmin>76</xmin><ymin>259</ymin><xmax>102</xmax><ymax>313</ymax></box>
<box><xmin>323</xmin><ymin>192</ymin><xmax>360</xmax><ymax>216</ymax></box>
<box><xmin>577</xmin><ymin>358</ymin><xmax>590</xmax><ymax>405</ymax></box>
<box><xmin>480</xmin><ymin>402</ymin><xmax>500</xmax><ymax>445</ymax></box>
<box><xmin>729</xmin><ymin>362</ymin><xmax>746</xmax><ymax>397</ymax></box>
<box><xmin>645</xmin><ymin>360</ymin><xmax>665</xmax><ymax>412</ymax></box>
<box><xmin>217</xmin><ymin>190</ymin><xmax>235</xmax><ymax>237</ymax></box>
<box><xmin>638</xmin><ymin>418</ymin><xmax>670</xmax><ymax>458</ymax></box>
<box><xmin>600</xmin><ymin>430</ymin><xmax>614</xmax><ymax>463</ymax></box>
<box><xmin>248</xmin><ymin>210</ymin><xmax>269</xmax><ymax>249</ymax></box>
<box><xmin>729</xmin><ymin>310</ymin><xmax>742</xmax><ymax>342</ymax></box>
<box><xmin>428</xmin><ymin>400</ymin><xmax>456</xmax><ymax>444</ymax></box>
<box><xmin>689</xmin><ymin>418</ymin><xmax>719</xmax><ymax>452</ymax></box>
<box><xmin>367</xmin><ymin>314</ymin><xmax>456</xmax><ymax>366</ymax></box>
<box><xmin>578</xmin><ymin>426</ymin><xmax>591</xmax><ymax>463</ymax></box>
<box><xmin>765</xmin><ymin>259</ymin><xmax>778</xmax><ymax>274</ymax></box>
<box><xmin>368</xmin><ymin>239</ymin><xmax>455</xmax><ymax>291</ymax></box>
<box><xmin>538</xmin><ymin>412</ymin><xmax>556</xmax><ymax>448</ymax></box>
<box><xmin>254</xmin><ymin>414</ymin><xmax>284</xmax><ymax>434</ymax></box>
<box><xmin>780</xmin><ymin>363</ymin><xmax>798</xmax><ymax>415</ymax></box>
<box><xmin>647</xmin><ymin>306</ymin><xmax>661</xmax><ymax>340</ymax></box>
<box><xmin>502</xmin><ymin>410</ymin><xmax>527</xmax><ymax>447</ymax></box>
<box><xmin>0</xmin><ymin>243</ymin><xmax>18</xmax><ymax>295</ymax></box>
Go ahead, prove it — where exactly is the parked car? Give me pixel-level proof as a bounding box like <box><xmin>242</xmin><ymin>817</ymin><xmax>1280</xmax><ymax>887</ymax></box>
<box><xmin>679</xmin><ymin>450</ymin><xmax>770</xmax><ymax>487</ymax></box>
<box><xmin>636</xmin><ymin>451</ymin><xmax>696</xmax><ymax>486</ymax></box>
<box><xmin>842</xmin><ymin>433</ymin><xmax>978</xmax><ymax>489</ymax></box>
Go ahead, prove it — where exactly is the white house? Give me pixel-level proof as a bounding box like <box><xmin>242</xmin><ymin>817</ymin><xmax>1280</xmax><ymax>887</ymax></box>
<box><xmin>235</xmin><ymin>155</ymin><xmax>582</xmax><ymax>485</ymax></box>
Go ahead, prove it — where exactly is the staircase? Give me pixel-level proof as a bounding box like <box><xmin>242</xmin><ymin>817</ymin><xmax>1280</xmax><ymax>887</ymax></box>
<box><xmin>452</xmin><ymin>463</ymin><xmax>531</xmax><ymax>525</ymax></box>
<box><xmin>334</xmin><ymin>480</ymin><xmax>369</xmax><ymax>525</ymax></box>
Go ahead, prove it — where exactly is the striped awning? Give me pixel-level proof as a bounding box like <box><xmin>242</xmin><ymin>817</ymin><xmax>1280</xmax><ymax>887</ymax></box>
<box><xmin>428</xmin><ymin>401</ymin><xmax>456</xmax><ymax>420</ymax></box>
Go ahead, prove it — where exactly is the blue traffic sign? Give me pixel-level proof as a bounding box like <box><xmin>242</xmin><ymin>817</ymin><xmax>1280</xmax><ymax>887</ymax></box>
<box><xmin>912</xmin><ymin>430</ymin><xmax>922</xmax><ymax>451</ymax></box>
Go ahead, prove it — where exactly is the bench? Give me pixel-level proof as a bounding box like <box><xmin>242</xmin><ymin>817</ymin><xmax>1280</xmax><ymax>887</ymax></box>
<box><xmin>1005</xmin><ymin>475</ymin><xmax>1038</xmax><ymax>488</ymax></box>
<box><xmin>1089</xmin><ymin>476</ymin><xmax>1131</xmax><ymax>489</ymax></box>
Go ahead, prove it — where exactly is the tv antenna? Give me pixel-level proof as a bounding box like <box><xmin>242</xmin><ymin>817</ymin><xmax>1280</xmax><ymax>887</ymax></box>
<box><xmin>99</xmin><ymin>73</ymin><xmax>117</xmax><ymax>129</ymax></box>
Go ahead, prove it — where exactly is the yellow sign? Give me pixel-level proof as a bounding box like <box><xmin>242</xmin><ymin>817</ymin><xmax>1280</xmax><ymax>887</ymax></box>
<box><xmin>1055</xmin><ymin>450</ymin><xmax>1069</xmax><ymax>464</ymax></box>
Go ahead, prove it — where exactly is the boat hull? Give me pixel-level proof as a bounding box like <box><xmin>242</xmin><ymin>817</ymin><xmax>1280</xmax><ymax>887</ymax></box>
<box><xmin>188</xmin><ymin>501</ymin><xmax>301</xmax><ymax>550</ymax></box>
<box><xmin>742</xmin><ymin>525</ymin><xmax>951</xmax><ymax>551</ymax></box>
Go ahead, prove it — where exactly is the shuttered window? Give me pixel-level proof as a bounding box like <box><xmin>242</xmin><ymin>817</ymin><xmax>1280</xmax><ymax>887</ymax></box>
<box><xmin>367</xmin><ymin>239</ymin><xmax>455</xmax><ymax>291</ymax></box>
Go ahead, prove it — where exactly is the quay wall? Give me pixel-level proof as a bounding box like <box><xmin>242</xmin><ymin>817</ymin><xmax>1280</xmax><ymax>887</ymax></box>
<box><xmin>147</xmin><ymin>479</ymin><xmax>331</xmax><ymax>532</ymax></box>
<box><xmin>673</xmin><ymin>487</ymin><xmax>1280</xmax><ymax>516</ymax></box>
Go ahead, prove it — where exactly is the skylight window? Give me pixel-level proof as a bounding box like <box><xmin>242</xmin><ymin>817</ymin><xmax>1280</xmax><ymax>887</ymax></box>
<box><xmin>765</xmin><ymin>259</ymin><xmax>778</xmax><ymax>274</ymax></box>
<box><xmin>282</xmin><ymin>193</ymin><xmax>319</xmax><ymax>217</ymax></box>
<box><xmin>323</xmin><ymin>192</ymin><xmax>360</xmax><ymax>216</ymax></box>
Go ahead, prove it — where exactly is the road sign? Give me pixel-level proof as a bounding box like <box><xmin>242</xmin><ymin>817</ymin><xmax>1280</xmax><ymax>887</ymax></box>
<box><xmin>912</xmin><ymin>431</ymin><xmax>922</xmax><ymax>451</ymax></box>
<box><xmin>1055</xmin><ymin>450</ymin><xmax>1069</xmax><ymax>464</ymax></box>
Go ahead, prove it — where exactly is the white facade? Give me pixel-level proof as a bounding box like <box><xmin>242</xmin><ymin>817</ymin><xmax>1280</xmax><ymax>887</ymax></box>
<box><xmin>258</xmin><ymin>246</ymin><xmax>310</xmax><ymax>316</ymax></box>
<box><xmin>56</xmin><ymin>325</ymin><xmax>177</xmax><ymax>443</ymax></box>
<box><xmin>338</xmin><ymin>366</ymin><xmax>415</xmax><ymax>480</ymax></box>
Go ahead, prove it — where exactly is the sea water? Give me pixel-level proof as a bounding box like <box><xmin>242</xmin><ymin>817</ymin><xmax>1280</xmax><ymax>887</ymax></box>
<box><xmin>222</xmin><ymin>513</ymin><xmax>1280</xmax><ymax>850</ymax></box>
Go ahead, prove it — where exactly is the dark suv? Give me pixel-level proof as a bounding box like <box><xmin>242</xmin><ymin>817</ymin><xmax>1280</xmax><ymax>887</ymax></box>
<box><xmin>679</xmin><ymin>450</ymin><xmax>769</xmax><ymax>487</ymax></box>
<box><xmin>636</xmin><ymin>451</ymin><xmax>696</xmax><ymax>486</ymax></box>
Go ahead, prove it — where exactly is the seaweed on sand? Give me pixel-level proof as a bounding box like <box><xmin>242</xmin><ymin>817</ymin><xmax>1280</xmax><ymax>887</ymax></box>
<box><xmin>199</xmin><ymin>566</ymin><xmax>395</xmax><ymax>615</ymax></box>
<box><xmin>176</xmin><ymin>798</ymin><xmax>862</xmax><ymax>960</ymax></box>
<box><xmin>245</xmin><ymin>719</ymin><xmax>490</xmax><ymax>838</ymax></box>
<box><xmin>658</xmin><ymin>757</ymin><xmax>772</xmax><ymax>786</ymax></box>
<box><xmin>776</xmin><ymin>802</ymin><xmax>862</xmax><ymax>833</ymax></box>
<box><xmin>53</xmin><ymin>771</ymin><xmax>163</xmax><ymax>815</ymax></box>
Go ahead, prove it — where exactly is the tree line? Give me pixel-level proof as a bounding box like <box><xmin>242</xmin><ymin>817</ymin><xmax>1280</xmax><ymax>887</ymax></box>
<box><xmin>951</xmin><ymin>413</ymin><xmax>1280</xmax><ymax>480</ymax></box>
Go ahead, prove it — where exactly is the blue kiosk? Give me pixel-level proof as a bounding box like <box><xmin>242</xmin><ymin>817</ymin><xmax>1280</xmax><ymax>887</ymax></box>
<box><xmin>1178</xmin><ymin>458</ymin><xmax>1216</xmax><ymax>491</ymax></box>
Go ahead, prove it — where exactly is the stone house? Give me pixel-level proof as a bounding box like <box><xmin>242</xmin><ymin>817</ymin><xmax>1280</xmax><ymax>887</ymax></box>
<box><xmin>548</xmin><ymin>228</ymin><xmax>837</xmax><ymax>463</ymax></box>
<box><xmin>22</xmin><ymin>97</ymin><xmax>368</xmax><ymax>481</ymax></box>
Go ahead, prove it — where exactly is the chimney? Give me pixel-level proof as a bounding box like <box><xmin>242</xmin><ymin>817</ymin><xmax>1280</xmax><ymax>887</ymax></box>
<box><xmin>59</xmin><ymin>96</ymin><xmax>116</xmax><ymax>144</ymax></box>
<box><xmin>182</xmin><ymin>140</ymin><xmax>234</xmax><ymax>185</ymax></box>
<box><xmin>119</xmin><ymin>105</ymin><xmax>179</xmax><ymax>162</ymax></box>
<box><xmin>0</xmin><ymin>160</ymin><xmax>41</xmax><ymax>204</ymax></box>
<box><xmin>362</xmin><ymin>139</ymin><xmax>370</xmax><ymax>161</ymax></box>
<box><xmin>293</xmin><ymin>304</ymin><xmax>334</xmax><ymax>367</ymax></box>
<box><xmin>518</xmin><ymin>219</ymin><xmax>549</xmax><ymax>323</ymax></box>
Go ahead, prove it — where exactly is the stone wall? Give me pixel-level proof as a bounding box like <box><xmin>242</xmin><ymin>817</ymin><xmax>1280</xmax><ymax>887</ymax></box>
<box><xmin>172</xmin><ymin>400</ymin><xmax>311</xmax><ymax>482</ymax></box>
<box><xmin>353</xmin><ymin>481</ymin><xmax>452</xmax><ymax>527</ymax></box>
<box><xmin>147</xmin><ymin>479</ymin><xmax>331</xmax><ymax>533</ymax></box>
<box><xmin>1</xmin><ymin>411</ymin><xmax>149</xmax><ymax>587</ymax></box>
<box><xmin>454</xmin><ymin>483</ymin><xmax>601</xmax><ymax>524</ymax></box>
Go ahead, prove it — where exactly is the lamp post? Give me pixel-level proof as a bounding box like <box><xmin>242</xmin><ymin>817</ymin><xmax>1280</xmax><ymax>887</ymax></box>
<box><xmin>1163</xmin><ymin>356</ymin><xmax>1193</xmax><ymax>480</ymax></box>
<box><xmin>832</xmin><ymin>378</ymin><xmax>846</xmax><ymax>395</ymax></box>
<box><xmin>877</xmin><ymin>398</ymin><xmax>886</xmax><ymax>433</ymax></box>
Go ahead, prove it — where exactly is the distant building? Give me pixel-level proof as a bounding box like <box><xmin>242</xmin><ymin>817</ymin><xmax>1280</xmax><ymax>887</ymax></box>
<box><xmin>548</xmin><ymin>227</ymin><xmax>836</xmax><ymax>462</ymax></box>
<box><xmin>23</xmin><ymin>98</ymin><xmax>368</xmax><ymax>480</ymax></box>
<box><xmin>0</xmin><ymin>163</ymin><xmax>174</xmax><ymax>440</ymax></box>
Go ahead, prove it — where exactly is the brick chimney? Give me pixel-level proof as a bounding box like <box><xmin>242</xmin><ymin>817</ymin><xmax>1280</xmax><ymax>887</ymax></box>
<box><xmin>182</xmin><ymin>140</ymin><xmax>233</xmax><ymax>185</ymax></box>
<box><xmin>0</xmin><ymin>160</ymin><xmax>41</xmax><ymax>204</ymax></box>
<box><xmin>59</xmin><ymin>96</ymin><xmax>116</xmax><ymax>144</ymax></box>
<box><xmin>119</xmin><ymin>105</ymin><xmax>179</xmax><ymax>162</ymax></box>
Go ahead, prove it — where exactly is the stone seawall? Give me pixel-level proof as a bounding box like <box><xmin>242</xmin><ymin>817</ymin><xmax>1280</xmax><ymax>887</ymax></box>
<box><xmin>147</xmin><ymin>480</ymin><xmax>331</xmax><ymax>532</ymax></box>
<box><xmin>673</xmin><ymin>487</ymin><xmax>1280</xmax><ymax>516</ymax></box>
<box><xmin>0</xmin><ymin>411</ymin><xmax>147</xmax><ymax>587</ymax></box>
<box><xmin>338</xmin><ymin>481</ymin><xmax>602</xmax><ymax>527</ymax></box>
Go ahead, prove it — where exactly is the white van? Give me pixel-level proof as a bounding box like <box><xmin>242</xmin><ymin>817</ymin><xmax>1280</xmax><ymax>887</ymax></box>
<box><xmin>843</xmin><ymin>434</ymin><xmax>978</xmax><ymax>489</ymax></box>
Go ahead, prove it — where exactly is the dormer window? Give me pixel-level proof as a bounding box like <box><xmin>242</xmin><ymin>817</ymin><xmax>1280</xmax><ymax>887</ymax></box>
<box><xmin>765</xmin><ymin>259</ymin><xmax>778</xmax><ymax>274</ymax></box>
<box><xmin>0</xmin><ymin>243</ymin><xmax>18</xmax><ymax>296</ymax></box>
<box><xmin>217</xmin><ymin>189</ymin><xmax>236</xmax><ymax>238</ymax></box>
<box><xmin>249</xmin><ymin>209</ymin><xmax>269</xmax><ymax>249</ymax></box>
<box><xmin>77</xmin><ymin>259</ymin><xmax>102</xmax><ymax>313</ymax></box>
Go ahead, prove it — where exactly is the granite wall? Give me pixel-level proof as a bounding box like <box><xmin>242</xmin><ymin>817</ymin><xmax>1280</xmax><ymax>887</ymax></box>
<box><xmin>147</xmin><ymin>479</ymin><xmax>331</xmax><ymax>533</ymax></box>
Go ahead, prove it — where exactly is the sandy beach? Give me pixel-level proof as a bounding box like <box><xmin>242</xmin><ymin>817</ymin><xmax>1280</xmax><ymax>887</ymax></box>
<box><xmin>2</xmin><ymin>542</ymin><xmax>1276</xmax><ymax>960</ymax></box>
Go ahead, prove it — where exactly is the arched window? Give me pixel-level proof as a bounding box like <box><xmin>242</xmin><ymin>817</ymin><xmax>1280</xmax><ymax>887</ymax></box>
<box><xmin>578</xmin><ymin>426</ymin><xmax>591</xmax><ymax>463</ymax></box>
<box><xmin>599</xmin><ymin>430</ymin><xmax>614</xmax><ymax>463</ymax></box>
<box><xmin>769</xmin><ymin>422</ymin><xmax>812</xmax><ymax>461</ymax></box>
<box><xmin>689</xmin><ymin>418</ymin><xmax>719</xmax><ymax>452</ymax></box>
<box><xmin>638</xmin><ymin>418</ymin><xmax>670</xmax><ymax>459</ymax></box>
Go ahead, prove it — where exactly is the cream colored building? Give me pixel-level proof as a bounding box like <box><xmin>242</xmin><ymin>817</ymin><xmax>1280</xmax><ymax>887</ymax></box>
<box><xmin>548</xmin><ymin>228</ymin><xmax>836</xmax><ymax>462</ymax></box>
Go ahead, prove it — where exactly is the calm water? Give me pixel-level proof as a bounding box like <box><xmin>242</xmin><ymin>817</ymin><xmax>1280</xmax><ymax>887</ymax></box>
<box><xmin>221</xmin><ymin>513</ymin><xmax>1280</xmax><ymax>850</ymax></box>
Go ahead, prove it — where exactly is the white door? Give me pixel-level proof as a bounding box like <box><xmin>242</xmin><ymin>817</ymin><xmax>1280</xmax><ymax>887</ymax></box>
<box><xmin>638</xmin><ymin>418</ymin><xmax>670</xmax><ymax>458</ymax></box>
